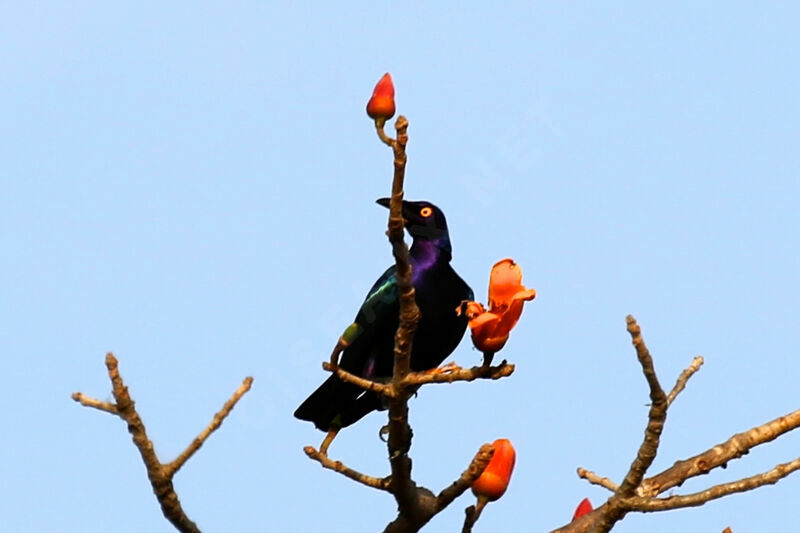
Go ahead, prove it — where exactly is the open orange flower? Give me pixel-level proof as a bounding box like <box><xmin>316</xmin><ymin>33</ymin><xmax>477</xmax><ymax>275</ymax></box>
<box><xmin>459</xmin><ymin>258</ymin><xmax>536</xmax><ymax>354</ymax></box>
<box><xmin>366</xmin><ymin>72</ymin><xmax>395</xmax><ymax>123</ymax></box>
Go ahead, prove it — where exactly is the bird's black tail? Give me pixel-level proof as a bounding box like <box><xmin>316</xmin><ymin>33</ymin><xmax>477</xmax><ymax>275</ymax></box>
<box><xmin>294</xmin><ymin>374</ymin><xmax>354</xmax><ymax>431</ymax></box>
<box><xmin>294</xmin><ymin>374</ymin><xmax>381</xmax><ymax>431</ymax></box>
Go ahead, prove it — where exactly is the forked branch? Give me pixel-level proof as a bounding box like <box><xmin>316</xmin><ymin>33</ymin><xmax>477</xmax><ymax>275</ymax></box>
<box><xmin>554</xmin><ymin>318</ymin><xmax>800</xmax><ymax>533</ymax></box>
<box><xmin>72</xmin><ymin>353</ymin><xmax>252</xmax><ymax>533</ymax></box>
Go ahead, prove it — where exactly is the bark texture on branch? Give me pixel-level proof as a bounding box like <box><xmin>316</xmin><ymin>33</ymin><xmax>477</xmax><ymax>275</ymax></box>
<box><xmin>73</xmin><ymin>353</ymin><xmax>252</xmax><ymax>533</ymax></box>
<box><xmin>553</xmin><ymin>318</ymin><xmax>800</xmax><ymax>533</ymax></box>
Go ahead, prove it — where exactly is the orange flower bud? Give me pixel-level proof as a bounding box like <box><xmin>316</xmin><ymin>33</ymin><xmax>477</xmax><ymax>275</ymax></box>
<box><xmin>471</xmin><ymin>439</ymin><xmax>516</xmax><ymax>502</ymax></box>
<box><xmin>366</xmin><ymin>73</ymin><xmax>396</xmax><ymax>121</ymax></box>
<box><xmin>572</xmin><ymin>497</ymin><xmax>593</xmax><ymax>520</ymax></box>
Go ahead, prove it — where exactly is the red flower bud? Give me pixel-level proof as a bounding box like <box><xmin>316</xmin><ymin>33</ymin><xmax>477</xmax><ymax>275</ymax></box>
<box><xmin>471</xmin><ymin>439</ymin><xmax>516</xmax><ymax>502</ymax></box>
<box><xmin>572</xmin><ymin>498</ymin><xmax>593</xmax><ymax>520</ymax></box>
<box><xmin>366</xmin><ymin>73</ymin><xmax>396</xmax><ymax>121</ymax></box>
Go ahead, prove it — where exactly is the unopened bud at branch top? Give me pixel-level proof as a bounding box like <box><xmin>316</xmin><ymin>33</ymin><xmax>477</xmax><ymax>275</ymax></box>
<box><xmin>366</xmin><ymin>73</ymin><xmax>396</xmax><ymax>121</ymax></box>
<box><xmin>471</xmin><ymin>438</ymin><xmax>516</xmax><ymax>502</ymax></box>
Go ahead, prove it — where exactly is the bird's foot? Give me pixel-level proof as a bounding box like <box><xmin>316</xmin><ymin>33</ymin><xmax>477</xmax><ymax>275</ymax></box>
<box><xmin>426</xmin><ymin>361</ymin><xmax>462</xmax><ymax>375</ymax></box>
<box><xmin>378</xmin><ymin>424</ymin><xmax>390</xmax><ymax>442</ymax></box>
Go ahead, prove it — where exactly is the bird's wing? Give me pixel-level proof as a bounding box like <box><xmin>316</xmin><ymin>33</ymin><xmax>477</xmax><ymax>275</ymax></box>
<box><xmin>356</xmin><ymin>265</ymin><xmax>399</xmax><ymax>326</ymax></box>
<box><xmin>335</xmin><ymin>266</ymin><xmax>399</xmax><ymax>375</ymax></box>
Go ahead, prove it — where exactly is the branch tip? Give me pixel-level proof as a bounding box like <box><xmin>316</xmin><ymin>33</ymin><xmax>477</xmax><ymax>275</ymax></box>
<box><xmin>75</xmin><ymin>354</ymin><xmax>251</xmax><ymax>533</ymax></box>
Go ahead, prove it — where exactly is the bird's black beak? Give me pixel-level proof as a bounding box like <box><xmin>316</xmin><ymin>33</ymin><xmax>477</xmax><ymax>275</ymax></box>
<box><xmin>376</xmin><ymin>197</ymin><xmax>409</xmax><ymax>224</ymax></box>
<box><xmin>377</xmin><ymin>197</ymin><xmax>406</xmax><ymax>213</ymax></box>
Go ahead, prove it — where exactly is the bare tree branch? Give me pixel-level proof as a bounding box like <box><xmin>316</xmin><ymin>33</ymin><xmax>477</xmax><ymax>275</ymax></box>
<box><xmin>436</xmin><ymin>444</ymin><xmax>494</xmax><ymax>511</ymax></box>
<box><xmin>321</xmin><ymin>361</ymin><xmax>395</xmax><ymax>397</ymax></box>
<box><xmin>403</xmin><ymin>361</ymin><xmax>515</xmax><ymax>386</ymax></box>
<box><xmin>71</xmin><ymin>392</ymin><xmax>118</xmax><ymax>415</ymax></box>
<box><xmin>319</xmin><ymin>359</ymin><xmax>515</xmax><ymax>399</ymax></box>
<box><xmin>667</xmin><ymin>355</ymin><xmax>704</xmax><ymax>406</ymax></box>
<box><xmin>378</xmin><ymin>114</ymin><xmax>425</xmax><ymax>525</ymax></box>
<box><xmin>303</xmin><ymin>446</ymin><xmax>391</xmax><ymax>491</ymax></box>
<box><xmin>582</xmin><ymin>316</ymin><xmax>670</xmax><ymax>532</ymax></box>
<box><xmin>639</xmin><ymin>407</ymin><xmax>800</xmax><ymax>497</ymax></box>
<box><xmin>628</xmin><ymin>455</ymin><xmax>800</xmax><ymax>511</ymax></box>
<box><xmin>461</xmin><ymin>499</ymin><xmax>487</xmax><ymax>533</ymax></box>
<box><xmin>385</xmin><ymin>444</ymin><xmax>494</xmax><ymax>533</ymax></box>
<box><xmin>164</xmin><ymin>376</ymin><xmax>253</xmax><ymax>477</ymax></box>
<box><xmin>554</xmin><ymin>320</ymin><xmax>800</xmax><ymax>533</ymax></box>
<box><xmin>577</xmin><ymin>467</ymin><xmax>619</xmax><ymax>493</ymax></box>
<box><xmin>617</xmin><ymin>315</ymin><xmax>668</xmax><ymax>496</ymax></box>
<box><xmin>574</xmin><ymin>355</ymin><xmax>706</xmax><ymax>497</ymax></box>
<box><xmin>72</xmin><ymin>353</ymin><xmax>252</xmax><ymax>533</ymax></box>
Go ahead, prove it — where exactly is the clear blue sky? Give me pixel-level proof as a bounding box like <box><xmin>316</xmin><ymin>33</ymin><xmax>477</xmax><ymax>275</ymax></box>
<box><xmin>2</xmin><ymin>3</ymin><xmax>799</xmax><ymax>532</ymax></box>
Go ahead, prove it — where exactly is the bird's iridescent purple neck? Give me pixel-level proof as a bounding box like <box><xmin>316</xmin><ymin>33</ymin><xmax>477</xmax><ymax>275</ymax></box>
<box><xmin>410</xmin><ymin>236</ymin><xmax>452</xmax><ymax>280</ymax></box>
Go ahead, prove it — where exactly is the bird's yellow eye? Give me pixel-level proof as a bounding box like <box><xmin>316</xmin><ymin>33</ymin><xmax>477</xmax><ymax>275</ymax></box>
<box><xmin>420</xmin><ymin>207</ymin><xmax>433</xmax><ymax>217</ymax></box>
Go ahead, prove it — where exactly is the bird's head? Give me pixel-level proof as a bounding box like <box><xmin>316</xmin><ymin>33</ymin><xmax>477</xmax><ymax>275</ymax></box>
<box><xmin>376</xmin><ymin>198</ymin><xmax>450</xmax><ymax>241</ymax></box>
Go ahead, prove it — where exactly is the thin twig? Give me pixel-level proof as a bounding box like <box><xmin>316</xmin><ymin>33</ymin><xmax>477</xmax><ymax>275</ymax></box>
<box><xmin>577</xmin><ymin>467</ymin><xmax>619</xmax><ymax>492</ymax></box>
<box><xmin>71</xmin><ymin>392</ymin><xmax>118</xmax><ymax>415</ymax></box>
<box><xmin>164</xmin><ymin>376</ymin><xmax>254</xmax><ymax>477</ymax></box>
<box><xmin>461</xmin><ymin>498</ymin><xmax>487</xmax><ymax>533</ymax></box>
<box><xmin>303</xmin><ymin>446</ymin><xmax>392</xmax><ymax>491</ymax></box>
<box><xmin>667</xmin><ymin>356</ymin><xmax>704</xmax><ymax>406</ymax></box>
<box><xmin>329</xmin><ymin>339</ymin><xmax>347</xmax><ymax>366</ymax></box>
<box><xmin>376</xmin><ymin>120</ymin><xmax>393</xmax><ymax>146</ymax></box>
<box><xmin>322</xmin><ymin>361</ymin><xmax>395</xmax><ymax>397</ymax></box>
<box><xmin>402</xmin><ymin>361</ymin><xmax>514</xmax><ymax>386</ymax></box>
